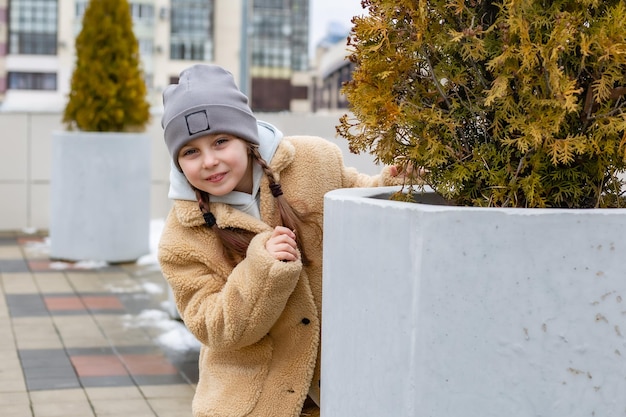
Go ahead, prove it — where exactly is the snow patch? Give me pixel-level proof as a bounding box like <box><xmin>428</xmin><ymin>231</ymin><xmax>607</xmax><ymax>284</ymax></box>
<box><xmin>157</xmin><ymin>324</ymin><xmax>202</xmax><ymax>353</ymax></box>
<box><xmin>124</xmin><ymin>309</ymin><xmax>201</xmax><ymax>353</ymax></box>
<box><xmin>24</xmin><ymin>219</ymin><xmax>164</xmax><ymax>270</ymax></box>
<box><xmin>49</xmin><ymin>260</ymin><xmax>109</xmax><ymax>270</ymax></box>
<box><xmin>137</xmin><ymin>218</ymin><xmax>165</xmax><ymax>267</ymax></box>
<box><xmin>142</xmin><ymin>281</ymin><xmax>165</xmax><ymax>295</ymax></box>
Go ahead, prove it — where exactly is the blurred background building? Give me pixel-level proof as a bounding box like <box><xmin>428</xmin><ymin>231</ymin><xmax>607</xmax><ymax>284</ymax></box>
<box><xmin>0</xmin><ymin>0</ymin><xmax>352</xmax><ymax>113</ymax></box>
<box><xmin>310</xmin><ymin>21</ymin><xmax>355</xmax><ymax>112</ymax></box>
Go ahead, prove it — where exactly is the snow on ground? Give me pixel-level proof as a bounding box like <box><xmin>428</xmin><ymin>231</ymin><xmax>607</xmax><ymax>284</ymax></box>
<box><xmin>158</xmin><ymin>324</ymin><xmax>202</xmax><ymax>353</ymax></box>
<box><xmin>136</xmin><ymin>218</ymin><xmax>165</xmax><ymax>267</ymax></box>
<box><xmin>23</xmin><ymin>219</ymin><xmax>165</xmax><ymax>270</ymax></box>
<box><xmin>50</xmin><ymin>260</ymin><xmax>109</xmax><ymax>270</ymax></box>
<box><xmin>142</xmin><ymin>281</ymin><xmax>165</xmax><ymax>295</ymax></box>
<box><xmin>22</xmin><ymin>237</ymin><xmax>51</xmax><ymax>257</ymax></box>
<box><xmin>125</xmin><ymin>309</ymin><xmax>201</xmax><ymax>352</ymax></box>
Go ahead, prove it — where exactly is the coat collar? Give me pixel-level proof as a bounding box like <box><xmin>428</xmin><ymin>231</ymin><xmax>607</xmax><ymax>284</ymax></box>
<box><xmin>172</xmin><ymin>137</ymin><xmax>296</xmax><ymax>232</ymax></box>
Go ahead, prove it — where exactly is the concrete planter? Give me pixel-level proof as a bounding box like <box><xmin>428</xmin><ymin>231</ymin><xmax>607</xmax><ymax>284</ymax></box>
<box><xmin>322</xmin><ymin>186</ymin><xmax>626</xmax><ymax>417</ymax></box>
<box><xmin>50</xmin><ymin>131</ymin><xmax>151</xmax><ymax>263</ymax></box>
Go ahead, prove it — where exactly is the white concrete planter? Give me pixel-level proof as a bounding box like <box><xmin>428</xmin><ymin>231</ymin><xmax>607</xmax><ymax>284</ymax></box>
<box><xmin>322</xmin><ymin>186</ymin><xmax>626</xmax><ymax>417</ymax></box>
<box><xmin>50</xmin><ymin>131</ymin><xmax>151</xmax><ymax>263</ymax></box>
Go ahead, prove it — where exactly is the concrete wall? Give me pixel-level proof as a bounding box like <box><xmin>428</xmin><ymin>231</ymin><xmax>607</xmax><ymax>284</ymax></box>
<box><xmin>0</xmin><ymin>111</ymin><xmax>379</xmax><ymax>231</ymax></box>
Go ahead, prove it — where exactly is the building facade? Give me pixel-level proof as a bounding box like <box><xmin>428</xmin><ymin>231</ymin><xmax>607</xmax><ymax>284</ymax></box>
<box><xmin>249</xmin><ymin>0</ymin><xmax>308</xmax><ymax>111</ymax></box>
<box><xmin>311</xmin><ymin>27</ymin><xmax>354</xmax><ymax>112</ymax></box>
<box><xmin>0</xmin><ymin>0</ymin><xmax>311</xmax><ymax>112</ymax></box>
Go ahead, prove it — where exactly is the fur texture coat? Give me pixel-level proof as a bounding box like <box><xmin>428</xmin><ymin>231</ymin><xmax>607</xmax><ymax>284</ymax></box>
<box><xmin>158</xmin><ymin>135</ymin><xmax>396</xmax><ymax>417</ymax></box>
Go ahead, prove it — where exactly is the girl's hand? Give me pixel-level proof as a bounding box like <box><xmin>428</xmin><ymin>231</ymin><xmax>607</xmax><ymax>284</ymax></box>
<box><xmin>389</xmin><ymin>164</ymin><xmax>426</xmax><ymax>180</ymax></box>
<box><xmin>266</xmin><ymin>226</ymin><xmax>299</xmax><ymax>262</ymax></box>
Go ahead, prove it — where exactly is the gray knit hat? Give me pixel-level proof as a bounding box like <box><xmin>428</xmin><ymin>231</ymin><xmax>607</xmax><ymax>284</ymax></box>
<box><xmin>162</xmin><ymin>64</ymin><xmax>259</xmax><ymax>170</ymax></box>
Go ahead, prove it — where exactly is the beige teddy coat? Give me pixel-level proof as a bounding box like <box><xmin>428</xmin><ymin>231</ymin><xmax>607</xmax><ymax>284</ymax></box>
<box><xmin>158</xmin><ymin>135</ymin><xmax>395</xmax><ymax>417</ymax></box>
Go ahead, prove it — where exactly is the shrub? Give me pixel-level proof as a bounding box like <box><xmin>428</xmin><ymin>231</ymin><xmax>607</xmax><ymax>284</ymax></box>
<box><xmin>338</xmin><ymin>0</ymin><xmax>626</xmax><ymax>208</ymax></box>
<box><xmin>63</xmin><ymin>0</ymin><xmax>150</xmax><ymax>132</ymax></box>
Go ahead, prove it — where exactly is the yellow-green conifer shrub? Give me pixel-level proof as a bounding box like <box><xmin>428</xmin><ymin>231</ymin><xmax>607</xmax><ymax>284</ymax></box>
<box><xmin>63</xmin><ymin>0</ymin><xmax>150</xmax><ymax>132</ymax></box>
<box><xmin>339</xmin><ymin>0</ymin><xmax>626</xmax><ymax>208</ymax></box>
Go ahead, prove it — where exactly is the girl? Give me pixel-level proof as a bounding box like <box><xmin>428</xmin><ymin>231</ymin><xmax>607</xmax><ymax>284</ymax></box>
<box><xmin>158</xmin><ymin>64</ymin><xmax>406</xmax><ymax>417</ymax></box>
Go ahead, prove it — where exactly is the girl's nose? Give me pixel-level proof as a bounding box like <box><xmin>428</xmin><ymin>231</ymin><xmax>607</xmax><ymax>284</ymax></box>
<box><xmin>202</xmin><ymin>151</ymin><xmax>218</xmax><ymax>168</ymax></box>
<box><xmin>202</xmin><ymin>152</ymin><xmax>218</xmax><ymax>168</ymax></box>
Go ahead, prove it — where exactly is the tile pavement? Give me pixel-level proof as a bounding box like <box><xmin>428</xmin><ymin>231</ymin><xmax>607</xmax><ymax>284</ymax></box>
<box><xmin>0</xmin><ymin>231</ymin><xmax>199</xmax><ymax>417</ymax></box>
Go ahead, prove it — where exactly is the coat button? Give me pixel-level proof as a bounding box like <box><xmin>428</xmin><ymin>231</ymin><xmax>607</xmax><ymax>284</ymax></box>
<box><xmin>301</xmin><ymin>318</ymin><xmax>310</xmax><ymax>325</ymax></box>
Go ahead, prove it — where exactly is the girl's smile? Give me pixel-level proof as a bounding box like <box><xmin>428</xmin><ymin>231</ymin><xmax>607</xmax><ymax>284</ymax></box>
<box><xmin>207</xmin><ymin>172</ymin><xmax>226</xmax><ymax>183</ymax></box>
<box><xmin>178</xmin><ymin>134</ymin><xmax>253</xmax><ymax>196</ymax></box>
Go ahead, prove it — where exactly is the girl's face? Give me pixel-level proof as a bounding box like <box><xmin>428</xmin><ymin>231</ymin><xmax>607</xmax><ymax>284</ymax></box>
<box><xmin>178</xmin><ymin>134</ymin><xmax>253</xmax><ymax>196</ymax></box>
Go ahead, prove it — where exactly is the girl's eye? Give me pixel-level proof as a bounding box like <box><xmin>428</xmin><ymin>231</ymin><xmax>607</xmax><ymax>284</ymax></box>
<box><xmin>181</xmin><ymin>148</ymin><xmax>197</xmax><ymax>157</ymax></box>
<box><xmin>215</xmin><ymin>137</ymin><xmax>229</xmax><ymax>146</ymax></box>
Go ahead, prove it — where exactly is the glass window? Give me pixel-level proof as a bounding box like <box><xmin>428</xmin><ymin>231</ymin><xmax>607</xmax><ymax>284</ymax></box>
<box><xmin>75</xmin><ymin>1</ymin><xmax>86</xmax><ymax>18</ymax></box>
<box><xmin>169</xmin><ymin>0</ymin><xmax>214</xmax><ymax>61</ymax></box>
<box><xmin>131</xmin><ymin>3</ymin><xmax>154</xmax><ymax>22</ymax></box>
<box><xmin>254</xmin><ymin>0</ymin><xmax>285</xmax><ymax>9</ymax></box>
<box><xmin>8</xmin><ymin>72</ymin><xmax>57</xmax><ymax>90</ymax></box>
<box><xmin>138</xmin><ymin>38</ymin><xmax>153</xmax><ymax>55</ymax></box>
<box><xmin>250</xmin><ymin>0</ymin><xmax>309</xmax><ymax>71</ymax></box>
<box><xmin>9</xmin><ymin>0</ymin><xmax>58</xmax><ymax>55</ymax></box>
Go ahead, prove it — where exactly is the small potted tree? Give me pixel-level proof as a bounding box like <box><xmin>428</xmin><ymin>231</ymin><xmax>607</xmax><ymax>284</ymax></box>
<box><xmin>322</xmin><ymin>1</ymin><xmax>626</xmax><ymax>416</ymax></box>
<box><xmin>50</xmin><ymin>0</ymin><xmax>151</xmax><ymax>263</ymax></box>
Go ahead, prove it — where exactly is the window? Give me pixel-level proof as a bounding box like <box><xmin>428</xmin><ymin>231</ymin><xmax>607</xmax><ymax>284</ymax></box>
<box><xmin>290</xmin><ymin>0</ymin><xmax>309</xmax><ymax>71</ymax></box>
<box><xmin>255</xmin><ymin>0</ymin><xmax>285</xmax><ymax>9</ymax></box>
<box><xmin>250</xmin><ymin>0</ymin><xmax>309</xmax><ymax>71</ymax></box>
<box><xmin>131</xmin><ymin>3</ymin><xmax>154</xmax><ymax>23</ymax></box>
<box><xmin>75</xmin><ymin>1</ymin><xmax>86</xmax><ymax>18</ymax></box>
<box><xmin>9</xmin><ymin>0</ymin><xmax>58</xmax><ymax>55</ymax></box>
<box><xmin>8</xmin><ymin>72</ymin><xmax>57</xmax><ymax>90</ymax></box>
<box><xmin>138</xmin><ymin>38</ymin><xmax>153</xmax><ymax>56</ymax></box>
<box><xmin>75</xmin><ymin>1</ymin><xmax>154</xmax><ymax>23</ymax></box>
<box><xmin>251</xmin><ymin>9</ymin><xmax>290</xmax><ymax>70</ymax></box>
<box><xmin>169</xmin><ymin>0</ymin><xmax>214</xmax><ymax>61</ymax></box>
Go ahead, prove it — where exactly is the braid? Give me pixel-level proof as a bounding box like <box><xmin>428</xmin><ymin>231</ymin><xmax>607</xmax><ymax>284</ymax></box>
<box><xmin>250</xmin><ymin>146</ymin><xmax>278</xmax><ymax>184</ymax></box>
<box><xmin>250</xmin><ymin>145</ymin><xmax>313</xmax><ymax>265</ymax></box>
<box><xmin>193</xmin><ymin>187</ymin><xmax>254</xmax><ymax>266</ymax></box>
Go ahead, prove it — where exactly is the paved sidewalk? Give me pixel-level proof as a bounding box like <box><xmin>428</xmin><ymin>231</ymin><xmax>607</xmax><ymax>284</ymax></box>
<box><xmin>0</xmin><ymin>231</ymin><xmax>199</xmax><ymax>417</ymax></box>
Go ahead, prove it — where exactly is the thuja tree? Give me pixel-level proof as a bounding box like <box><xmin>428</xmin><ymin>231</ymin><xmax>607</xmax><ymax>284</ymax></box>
<box><xmin>63</xmin><ymin>0</ymin><xmax>150</xmax><ymax>132</ymax></box>
<box><xmin>338</xmin><ymin>0</ymin><xmax>626</xmax><ymax>208</ymax></box>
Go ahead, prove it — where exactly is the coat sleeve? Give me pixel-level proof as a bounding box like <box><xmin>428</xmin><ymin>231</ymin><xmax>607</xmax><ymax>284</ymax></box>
<box><xmin>311</xmin><ymin>136</ymin><xmax>403</xmax><ymax>189</ymax></box>
<box><xmin>159</xmin><ymin>219</ymin><xmax>302</xmax><ymax>352</ymax></box>
<box><xmin>341</xmin><ymin>164</ymin><xmax>402</xmax><ymax>188</ymax></box>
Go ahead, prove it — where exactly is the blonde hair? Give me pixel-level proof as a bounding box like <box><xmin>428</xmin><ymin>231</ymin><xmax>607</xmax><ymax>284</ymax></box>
<box><xmin>194</xmin><ymin>143</ymin><xmax>315</xmax><ymax>266</ymax></box>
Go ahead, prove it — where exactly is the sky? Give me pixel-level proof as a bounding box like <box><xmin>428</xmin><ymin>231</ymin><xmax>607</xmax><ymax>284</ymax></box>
<box><xmin>309</xmin><ymin>0</ymin><xmax>365</xmax><ymax>51</ymax></box>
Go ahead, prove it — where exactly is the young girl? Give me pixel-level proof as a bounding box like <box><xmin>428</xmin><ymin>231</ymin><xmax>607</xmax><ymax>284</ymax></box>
<box><xmin>158</xmin><ymin>64</ymin><xmax>405</xmax><ymax>417</ymax></box>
